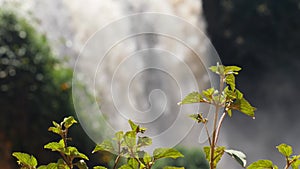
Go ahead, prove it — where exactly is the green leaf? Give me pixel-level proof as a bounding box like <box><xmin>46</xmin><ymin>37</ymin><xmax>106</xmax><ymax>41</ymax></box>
<box><xmin>203</xmin><ymin>146</ymin><xmax>225</xmax><ymax>169</ymax></box>
<box><xmin>276</xmin><ymin>143</ymin><xmax>293</xmax><ymax>157</ymax></box>
<box><xmin>124</xmin><ymin>131</ymin><xmax>136</xmax><ymax>148</ymax></box>
<box><xmin>178</xmin><ymin>92</ymin><xmax>203</xmax><ymax>105</ymax></box>
<box><xmin>291</xmin><ymin>159</ymin><xmax>300</xmax><ymax>169</ymax></box>
<box><xmin>44</xmin><ymin>139</ymin><xmax>65</xmax><ymax>152</ymax></box>
<box><xmin>93</xmin><ymin>166</ymin><xmax>108</xmax><ymax>169</ymax></box>
<box><xmin>48</xmin><ymin>127</ymin><xmax>62</xmax><ymax>135</ymax></box>
<box><xmin>12</xmin><ymin>152</ymin><xmax>38</xmax><ymax>167</ymax></box>
<box><xmin>63</xmin><ymin>116</ymin><xmax>77</xmax><ymax>129</ymax></box>
<box><xmin>114</xmin><ymin>131</ymin><xmax>124</xmax><ymax>142</ymax></box>
<box><xmin>93</xmin><ymin>140</ymin><xmax>114</xmax><ymax>153</ymax></box>
<box><xmin>209</xmin><ymin>64</ymin><xmax>225</xmax><ymax>75</ymax></box>
<box><xmin>137</xmin><ymin>136</ymin><xmax>152</xmax><ymax>147</ymax></box>
<box><xmin>225</xmin><ymin>74</ymin><xmax>236</xmax><ymax>90</ymax></box>
<box><xmin>202</xmin><ymin>88</ymin><xmax>216</xmax><ymax>101</ymax></box>
<box><xmin>225</xmin><ymin>149</ymin><xmax>247</xmax><ymax>167</ymax></box>
<box><xmin>231</xmin><ymin>90</ymin><xmax>256</xmax><ymax>118</ymax></box>
<box><xmin>189</xmin><ymin>113</ymin><xmax>207</xmax><ymax>123</ymax></box>
<box><xmin>128</xmin><ymin>120</ymin><xmax>147</xmax><ymax>133</ymax></box>
<box><xmin>143</xmin><ymin>152</ymin><xmax>152</xmax><ymax>164</ymax></box>
<box><xmin>128</xmin><ymin>158</ymin><xmax>139</xmax><ymax>169</ymax></box>
<box><xmin>163</xmin><ymin>167</ymin><xmax>185</xmax><ymax>169</ymax></box>
<box><xmin>227</xmin><ymin>109</ymin><xmax>232</xmax><ymax>117</ymax></box>
<box><xmin>224</xmin><ymin>66</ymin><xmax>242</xmax><ymax>75</ymax></box>
<box><xmin>153</xmin><ymin>148</ymin><xmax>183</xmax><ymax>160</ymax></box>
<box><xmin>64</xmin><ymin>146</ymin><xmax>89</xmax><ymax>160</ymax></box>
<box><xmin>247</xmin><ymin>160</ymin><xmax>278</xmax><ymax>169</ymax></box>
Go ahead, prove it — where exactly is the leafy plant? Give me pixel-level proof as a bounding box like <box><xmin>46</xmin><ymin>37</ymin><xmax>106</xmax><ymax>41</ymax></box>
<box><xmin>179</xmin><ymin>63</ymin><xmax>255</xmax><ymax>169</ymax></box>
<box><xmin>92</xmin><ymin>120</ymin><xmax>184</xmax><ymax>169</ymax></box>
<box><xmin>13</xmin><ymin>116</ymin><xmax>89</xmax><ymax>169</ymax></box>
<box><xmin>13</xmin><ymin>117</ymin><xmax>184</xmax><ymax>169</ymax></box>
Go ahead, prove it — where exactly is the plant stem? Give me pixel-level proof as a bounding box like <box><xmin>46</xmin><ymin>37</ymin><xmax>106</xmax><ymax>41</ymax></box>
<box><xmin>204</xmin><ymin>123</ymin><xmax>212</xmax><ymax>146</ymax></box>
<box><xmin>210</xmin><ymin>105</ymin><xmax>220</xmax><ymax>169</ymax></box>
<box><xmin>210</xmin><ymin>74</ymin><xmax>225</xmax><ymax>169</ymax></box>
<box><xmin>214</xmin><ymin>112</ymin><xmax>226</xmax><ymax>144</ymax></box>
<box><xmin>113</xmin><ymin>155</ymin><xmax>121</xmax><ymax>169</ymax></box>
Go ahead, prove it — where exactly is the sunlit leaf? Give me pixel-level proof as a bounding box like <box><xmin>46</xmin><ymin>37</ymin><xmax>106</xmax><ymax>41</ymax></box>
<box><xmin>93</xmin><ymin>140</ymin><xmax>114</xmax><ymax>153</ymax></box>
<box><xmin>44</xmin><ymin>139</ymin><xmax>65</xmax><ymax>152</ymax></box>
<box><xmin>179</xmin><ymin>92</ymin><xmax>204</xmax><ymax>105</ymax></box>
<box><xmin>65</xmin><ymin>146</ymin><xmax>89</xmax><ymax>160</ymax></box>
<box><xmin>124</xmin><ymin>131</ymin><xmax>136</xmax><ymax>148</ymax></box>
<box><xmin>225</xmin><ymin>74</ymin><xmax>236</xmax><ymax>90</ymax></box>
<box><xmin>247</xmin><ymin>160</ymin><xmax>278</xmax><ymax>169</ymax></box>
<box><xmin>137</xmin><ymin>136</ymin><xmax>152</xmax><ymax>147</ymax></box>
<box><xmin>63</xmin><ymin>116</ymin><xmax>77</xmax><ymax>129</ymax></box>
<box><xmin>203</xmin><ymin>146</ymin><xmax>225</xmax><ymax>169</ymax></box>
<box><xmin>224</xmin><ymin>66</ymin><xmax>241</xmax><ymax>75</ymax></box>
<box><xmin>12</xmin><ymin>152</ymin><xmax>38</xmax><ymax>167</ymax></box>
<box><xmin>153</xmin><ymin>148</ymin><xmax>183</xmax><ymax>160</ymax></box>
<box><xmin>291</xmin><ymin>159</ymin><xmax>300</xmax><ymax>169</ymax></box>
<box><xmin>276</xmin><ymin>143</ymin><xmax>293</xmax><ymax>157</ymax></box>
<box><xmin>128</xmin><ymin>158</ymin><xmax>139</xmax><ymax>169</ymax></box>
<box><xmin>225</xmin><ymin>149</ymin><xmax>247</xmax><ymax>167</ymax></box>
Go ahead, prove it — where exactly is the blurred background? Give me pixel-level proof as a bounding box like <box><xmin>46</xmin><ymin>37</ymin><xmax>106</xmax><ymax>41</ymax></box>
<box><xmin>0</xmin><ymin>0</ymin><xmax>300</xmax><ymax>169</ymax></box>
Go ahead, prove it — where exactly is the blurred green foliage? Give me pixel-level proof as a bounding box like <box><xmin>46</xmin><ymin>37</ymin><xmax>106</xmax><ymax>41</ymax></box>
<box><xmin>0</xmin><ymin>9</ymin><xmax>94</xmax><ymax>167</ymax></box>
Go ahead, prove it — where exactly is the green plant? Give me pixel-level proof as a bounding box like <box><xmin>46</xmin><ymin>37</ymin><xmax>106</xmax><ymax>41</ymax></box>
<box><xmin>180</xmin><ymin>63</ymin><xmax>300</xmax><ymax>169</ymax></box>
<box><xmin>92</xmin><ymin>120</ymin><xmax>184</xmax><ymax>169</ymax></box>
<box><xmin>13</xmin><ymin>116</ymin><xmax>89</xmax><ymax>169</ymax></box>
<box><xmin>13</xmin><ymin>116</ymin><xmax>184</xmax><ymax>169</ymax></box>
<box><xmin>179</xmin><ymin>63</ymin><xmax>255</xmax><ymax>169</ymax></box>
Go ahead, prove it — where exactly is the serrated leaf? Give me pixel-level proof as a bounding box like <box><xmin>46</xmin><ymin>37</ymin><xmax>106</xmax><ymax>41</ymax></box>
<box><xmin>137</xmin><ymin>136</ymin><xmax>152</xmax><ymax>147</ymax></box>
<box><xmin>93</xmin><ymin>166</ymin><xmax>108</xmax><ymax>169</ymax></box>
<box><xmin>225</xmin><ymin>149</ymin><xmax>247</xmax><ymax>167</ymax></box>
<box><xmin>124</xmin><ymin>131</ymin><xmax>136</xmax><ymax>148</ymax></box>
<box><xmin>276</xmin><ymin>143</ymin><xmax>293</xmax><ymax>157</ymax></box>
<box><xmin>44</xmin><ymin>139</ymin><xmax>65</xmax><ymax>152</ymax></box>
<box><xmin>291</xmin><ymin>159</ymin><xmax>300</xmax><ymax>169</ymax></box>
<box><xmin>178</xmin><ymin>92</ymin><xmax>203</xmax><ymax>105</ymax></box>
<box><xmin>163</xmin><ymin>167</ymin><xmax>185</xmax><ymax>169</ymax></box>
<box><xmin>64</xmin><ymin>146</ymin><xmax>89</xmax><ymax>160</ymax></box>
<box><xmin>202</xmin><ymin>88</ymin><xmax>216</xmax><ymax>101</ymax></box>
<box><xmin>93</xmin><ymin>140</ymin><xmax>114</xmax><ymax>153</ymax></box>
<box><xmin>153</xmin><ymin>148</ymin><xmax>183</xmax><ymax>160</ymax></box>
<box><xmin>247</xmin><ymin>160</ymin><xmax>277</xmax><ymax>169</ymax></box>
<box><xmin>225</xmin><ymin>74</ymin><xmax>236</xmax><ymax>90</ymax></box>
<box><xmin>12</xmin><ymin>152</ymin><xmax>38</xmax><ymax>167</ymax></box>
<box><xmin>63</xmin><ymin>116</ymin><xmax>77</xmax><ymax>129</ymax></box>
<box><xmin>231</xmin><ymin>90</ymin><xmax>256</xmax><ymax>118</ymax></box>
<box><xmin>224</xmin><ymin>66</ymin><xmax>242</xmax><ymax>75</ymax></box>
<box><xmin>48</xmin><ymin>126</ymin><xmax>62</xmax><ymax>135</ymax></box>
